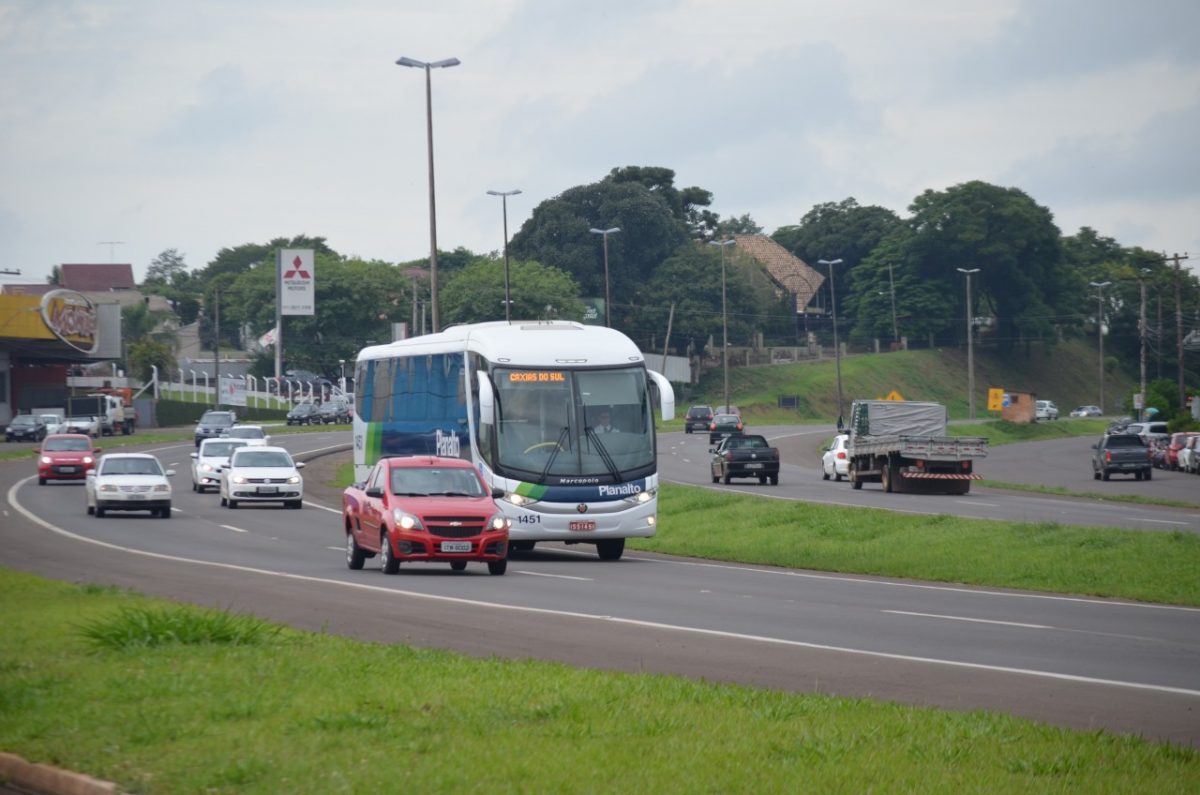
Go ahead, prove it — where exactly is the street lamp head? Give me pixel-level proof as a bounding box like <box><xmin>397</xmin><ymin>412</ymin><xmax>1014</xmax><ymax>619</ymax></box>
<box><xmin>817</xmin><ymin>258</ymin><xmax>843</xmax><ymax>266</ymax></box>
<box><xmin>1088</xmin><ymin>280</ymin><xmax>1112</xmax><ymax>288</ymax></box>
<box><xmin>487</xmin><ymin>189</ymin><xmax>522</xmax><ymax>197</ymax></box>
<box><xmin>396</xmin><ymin>56</ymin><xmax>460</xmax><ymax>69</ymax></box>
<box><xmin>589</xmin><ymin>227</ymin><xmax>620</xmax><ymax>235</ymax></box>
<box><xmin>708</xmin><ymin>239</ymin><xmax>735</xmax><ymax>248</ymax></box>
<box><xmin>956</xmin><ymin>267</ymin><xmax>980</xmax><ymax>275</ymax></box>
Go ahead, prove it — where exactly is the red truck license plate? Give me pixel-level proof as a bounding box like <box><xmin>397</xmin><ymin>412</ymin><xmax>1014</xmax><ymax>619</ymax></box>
<box><xmin>569</xmin><ymin>521</ymin><xmax>596</xmax><ymax>531</ymax></box>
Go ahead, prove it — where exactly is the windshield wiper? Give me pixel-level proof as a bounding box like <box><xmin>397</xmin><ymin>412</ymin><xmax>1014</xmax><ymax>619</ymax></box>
<box><xmin>536</xmin><ymin>426</ymin><xmax>571</xmax><ymax>484</ymax></box>
<box><xmin>585</xmin><ymin>427</ymin><xmax>622</xmax><ymax>482</ymax></box>
<box><xmin>426</xmin><ymin>491</ymin><xmax>473</xmax><ymax>497</ymax></box>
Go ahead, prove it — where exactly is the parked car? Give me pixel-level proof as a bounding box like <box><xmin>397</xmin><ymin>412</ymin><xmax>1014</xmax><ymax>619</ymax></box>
<box><xmin>708</xmin><ymin>413</ymin><xmax>744</xmax><ymax>444</ymax></box>
<box><xmin>683</xmin><ymin>405</ymin><xmax>714</xmax><ymax>434</ymax></box>
<box><xmin>1178</xmin><ymin>435</ymin><xmax>1200</xmax><ymax>474</ymax></box>
<box><xmin>5</xmin><ymin>414</ymin><xmax>47</xmax><ymax>442</ymax></box>
<box><xmin>1150</xmin><ymin>438</ymin><xmax>1170</xmax><ymax>470</ymax></box>
<box><xmin>1035</xmin><ymin>400</ymin><xmax>1059</xmax><ymax>421</ymax></box>
<box><xmin>1069</xmin><ymin>405</ymin><xmax>1102</xmax><ymax>418</ymax></box>
<box><xmin>821</xmin><ymin>434</ymin><xmax>850</xmax><ymax>482</ymax></box>
<box><xmin>221</xmin><ymin>424</ymin><xmax>270</xmax><ymax>446</ymax></box>
<box><xmin>190</xmin><ymin>438</ymin><xmax>249</xmax><ymax>493</ymax></box>
<box><xmin>1165</xmin><ymin>432</ymin><xmax>1200</xmax><ymax>471</ymax></box>
<box><xmin>36</xmin><ymin>433</ymin><xmax>100</xmax><ymax>485</ymax></box>
<box><xmin>219</xmin><ymin>445</ymin><xmax>305</xmax><ymax>509</ymax></box>
<box><xmin>86</xmin><ymin>453</ymin><xmax>175</xmax><ymax>518</ymax></box>
<box><xmin>38</xmin><ymin>413</ymin><xmax>66</xmax><ymax>435</ymax></box>
<box><xmin>715</xmin><ymin>405</ymin><xmax>741</xmax><ymax>417</ymax></box>
<box><xmin>1092</xmin><ymin>433</ymin><xmax>1151</xmax><ymax>481</ymax></box>
<box><xmin>315</xmin><ymin>401</ymin><xmax>351</xmax><ymax>424</ymax></box>
<box><xmin>286</xmin><ymin>403</ymin><xmax>318</xmax><ymax>426</ymax></box>
<box><xmin>709</xmin><ymin>433</ymin><xmax>780</xmax><ymax>485</ymax></box>
<box><xmin>193</xmin><ymin>409</ymin><xmax>237</xmax><ymax>447</ymax></box>
<box><xmin>1124</xmin><ymin>421</ymin><xmax>1170</xmax><ymax>448</ymax></box>
<box><xmin>342</xmin><ymin>455</ymin><xmax>509</xmax><ymax>575</ymax></box>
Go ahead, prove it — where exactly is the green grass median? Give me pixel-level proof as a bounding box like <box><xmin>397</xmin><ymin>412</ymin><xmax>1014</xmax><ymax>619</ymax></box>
<box><xmin>1</xmin><ymin>568</ymin><xmax>1195</xmax><ymax>794</ymax></box>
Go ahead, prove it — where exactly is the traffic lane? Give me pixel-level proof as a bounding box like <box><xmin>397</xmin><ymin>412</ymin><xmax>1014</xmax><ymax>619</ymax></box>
<box><xmin>3</xmin><ymin>493</ymin><xmax>1197</xmax><ymax>749</ymax></box>
<box><xmin>16</xmin><ymin>467</ymin><xmax>1200</xmax><ymax>697</ymax></box>
<box><xmin>662</xmin><ymin>430</ymin><xmax>1200</xmax><ymax>532</ymax></box>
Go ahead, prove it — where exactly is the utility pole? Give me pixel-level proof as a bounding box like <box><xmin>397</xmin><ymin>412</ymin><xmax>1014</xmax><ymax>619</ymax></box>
<box><xmin>214</xmin><ymin>287</ymin><xmax>221</xmax><ymax>409</ymax></box>
<box><xmin>1139</xmin><ymin>269</ymin><xmax>1149</xmax><ymax>421</ymax></box>
<box><xmin>1167</xmin><ymin>252</ymin><xmax>1189</xmax><ymax>412</ymax></box>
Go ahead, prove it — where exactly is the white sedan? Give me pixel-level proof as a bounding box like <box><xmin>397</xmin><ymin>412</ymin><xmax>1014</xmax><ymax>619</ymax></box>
<box><xmin>821</xmin><ymin>434</ymin><xmax>850</xmax><ymax>482</ymax></box>
<box><xmin>219</xmin><ymin>445</ymin><xmax>305</xmax><ymax>509</ymax></box>
<box><xmin>190</xmin><ymin>438</ymin><xmax>248</xmax><ymax>493</ymax></box>
<box><xmin>86</xmin><ymin>453</ymin><xmax>174</xmax><ymax>518</ymax></box>
<box><xmin>220</xmin><ymin>424</ymin><xmax>271</xmax><ymax>446</ymax></box>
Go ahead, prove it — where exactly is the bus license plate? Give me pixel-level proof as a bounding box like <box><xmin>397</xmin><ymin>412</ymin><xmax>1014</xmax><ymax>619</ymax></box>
<box><xmin>440</xmin><ymin>541</ymin><xmax>471</xmax><ymax>553</ymax></box>
<box><xmin>569</xmin><ymin>521</ymin><xmax>596</xmax><ymax>531</ymax></box>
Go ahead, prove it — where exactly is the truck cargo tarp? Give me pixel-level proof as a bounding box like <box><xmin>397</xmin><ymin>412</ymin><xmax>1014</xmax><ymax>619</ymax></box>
<box><xmin>852</xmin><ymin>401</ymin><xmax>947</xmax><ymax>438</ymax></box>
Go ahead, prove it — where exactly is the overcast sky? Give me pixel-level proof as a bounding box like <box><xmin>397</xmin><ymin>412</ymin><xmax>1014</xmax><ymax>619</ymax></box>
<box><xmin>2</xmin><ymin>0</ymin><xmax>1197</xmax><ymax>287</ymax></box>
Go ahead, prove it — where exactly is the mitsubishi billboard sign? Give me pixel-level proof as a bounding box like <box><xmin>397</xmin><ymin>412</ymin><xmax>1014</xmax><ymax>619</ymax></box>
<box><xmin>280</xmin><ymin>249</ymin><xmax>315</xmax><ymax>315</ymax></box>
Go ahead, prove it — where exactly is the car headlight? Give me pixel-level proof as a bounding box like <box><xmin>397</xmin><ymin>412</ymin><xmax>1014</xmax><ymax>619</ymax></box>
<box><xmin>201</xmin><ymin>464</ymin><xmax>214</xmax><ymax>473</ymax></box>
<box><xmin>287</xmin><ymin>475</ymin><xmax>301</xmax><ymax>484</ymax></box>
<box><xmin>505</xmin><ymin>492</ymin><xmax>539</xmax><ymax>508</ymax></box>
<box><xmin>40</xmin><ymin>456</ymin><xmax>51</xmax><ymax>465</ymax></box>
<box><xmin>232</xmin><ymin>475</ymin><xmax>248</xmax><ymax>484</ymax></box>
<box><xmin>153</xmin><ymin>484</ymin><xmax>170</xmax><ymax>493</ymax></box>
<box><xmin>392</xmin><ymin>509</ymin><xmax>424</xmax><ymax>531</ymax></box>
<box><xmin>83</xmin><ymin>456</ymin><xmax>94</xmax><ymax>464</ymax></box>
<box><xmin>486</xmin><ymin>513</ymin><xmax>510</xmax><ymax>532</ymax></box>
<box><xmin>99</xmin><ymin>484</ymin><xmax>117</xmax><ymax>492</ymax></box>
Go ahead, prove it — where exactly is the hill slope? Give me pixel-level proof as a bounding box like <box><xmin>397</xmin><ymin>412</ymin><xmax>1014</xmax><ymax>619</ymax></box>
<box><xmin>688</xmin><ymin>338</ymin><xmax>1132</xmax><ymax>422</ymax></box>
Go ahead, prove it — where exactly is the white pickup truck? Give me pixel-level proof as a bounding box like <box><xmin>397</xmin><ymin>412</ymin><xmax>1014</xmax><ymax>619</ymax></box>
<box><xmin>846</xmin><ymin>400</ymin><xmax>988</xmax><ymax>495</ymax></box>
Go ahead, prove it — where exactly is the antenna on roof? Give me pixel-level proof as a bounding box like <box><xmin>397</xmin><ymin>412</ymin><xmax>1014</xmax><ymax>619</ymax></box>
<box><xmin>98</xmin><ymin>241</ymin><xmax>125</xmax><ymax>262</ymax></box>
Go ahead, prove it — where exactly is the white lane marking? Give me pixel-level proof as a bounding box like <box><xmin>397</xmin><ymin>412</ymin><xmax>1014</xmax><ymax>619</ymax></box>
<box><xmin>9</xmin><ymin>476</ymin><xmax>1200</xmax><ymax>698</ymax></box>
<box><xmin>884</xmin><ymin>610</ymin><xmax>1052</xmax><ymax>630</ymax></box>
<box><xmin>622</xmin><ymin>552</ymin><xmax>1200</xmax><ymax>613</ymax></box>
<box><xmin>1133</xmin><ymin>517</ymin><xmax>1192</xmax><ymax>526</ymax></box>
<box><xmin>304</xmin><ymin>500</ymin><xmax>341</xmax><ymax>514</ymax></box>
<box><xmin>219</xmin><ymin>524</ymin><xmax>248</xmax><ymax>534</ymax></box>
<box><xmin>957</xmin><ymin>500</ymin><xmax>999</xmax><ymax>507</ymax></box>
<box><xmin>517</xmin><ymin>571</ymin><xmax>593</xmax><ymax>581</ymax></box>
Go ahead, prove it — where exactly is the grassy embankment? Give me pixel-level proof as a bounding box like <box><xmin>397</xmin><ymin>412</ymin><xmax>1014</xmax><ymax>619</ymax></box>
<box><xmin>2</xmin><ymin>568</ymin><xmax>1196</xmax><ymax>794</ymax></box>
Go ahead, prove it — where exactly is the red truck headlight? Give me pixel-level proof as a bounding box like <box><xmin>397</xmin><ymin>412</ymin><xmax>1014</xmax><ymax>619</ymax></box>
<box><xmin>486</xmin><ymin>513</ymin><xmax>510</xmax><ymax>532</ymax></box>
<box><xmin>392</xmin><ymin>509</ymin><xmax>425</xmax><ymax>531</ymax></box>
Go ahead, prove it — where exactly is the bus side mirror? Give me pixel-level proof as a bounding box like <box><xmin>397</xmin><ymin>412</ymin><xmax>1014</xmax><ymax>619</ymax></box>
<box><xmin>477</xmin><ymin>371</ymin><xmax>495</xmax><ymax>425</ymax></box>
<box><xmin>646</xmin><ymin>369</ymin><xmax>675</xmax><ymax>422</ymax></box>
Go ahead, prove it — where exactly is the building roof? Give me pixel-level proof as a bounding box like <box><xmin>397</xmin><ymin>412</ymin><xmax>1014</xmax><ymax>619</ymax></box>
<box><xmin>731</xmin><ymin>235</ymin><xmax>825</xmax><ymax>313</ymax></box>
<box><xmin>60</xmin><ymin>263</ymin><xmax>136</xmax><ymax>291</ymax></box>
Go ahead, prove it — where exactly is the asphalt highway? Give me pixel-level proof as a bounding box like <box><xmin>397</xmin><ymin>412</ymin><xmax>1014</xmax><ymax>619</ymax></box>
<box><xmin>2</xmin><ymin>428</ymin><xmax>1198</xmax><ymax>749</ymax></box>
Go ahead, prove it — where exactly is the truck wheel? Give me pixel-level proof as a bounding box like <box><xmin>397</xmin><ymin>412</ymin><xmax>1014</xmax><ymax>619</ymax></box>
<box><xmin>346</xmin><ymin>534</ymin><xmax>366</xmax><ymax>570</ymax></box>
<box><xmin>711</xmin><ymin>472</ymin><xmax>719</xmax><ymax>483</ymax></box>
<box><xmin>758</xmin><ymin>476</ymin><xmax>767</xmax><ymax>484</ymax></box>
<box><xmin>1144</xmin><ymin>468</ymin><xmax>1152</xmax><ymax>481</ymax></box>
<box><xmin>723</xmin><ymin>473</ymin><xmax>731</xmax><ymax>484</ymax></box>
<box><xmin>38</xmin><ymin>477</ymin><xmax>46</xmax><ymax>486</ymax></box>
<box><xmin>1093</xmin><ymin>470</ymin><xmax>1101</xmax><ymax>480</ymax></box>
<box><xmin>770</xmin><ymin>473</ymin><xmax>779</xmax><ymax>485</ymax></box>
<box><xmin>881</xmin><ymin>464</ymin><xmax>894</xmax><ymax>493</ymax></box>
<box><xmin>850</xmin><ymin>463</ymin><xmax>863</xmax><ymax>490</ymax></box>
<box><xmin>380</xmin><ymin>535</ymin><xmax>400</xmax><ymax>574</ymax></box>
<box><xmin>488</xmin><ymin>559</ymin><xmax>507</xmax><ymax>576</ymax></box>
<box><xmin>596</xmin><ymin>538</ymin><xmax>624</xmax><ymax>561</ymax></box>
<box><xmin>822</xmin><ymin>466</ymin><xmax>830</xmax><ymax>481</ymax></box>
<box><xmin>1102</xmin><ymin>470</ymin><xmax>1110</xmax><ymax>481</ymax></box>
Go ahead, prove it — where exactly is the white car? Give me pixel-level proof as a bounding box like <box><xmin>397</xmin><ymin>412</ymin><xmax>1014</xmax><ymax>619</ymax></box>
<box><xmin>190</xmin><ymin>438</ymin><xmax>249</xmax><ymax>493</ymax></box>
<box><xmin>220</xmin><ymin>424</ymin><xmax>271</xmax><ymax>446</ymax></box>
<box><xmin>1178</xmin><ymin>435</ymin><xmax>1200</xmax><ymax>475</ymax></box>
<box><xmin>63</xmin><ymin>415</ymin><xmax>102</xmax><ymax>437</ymax></box>
<box><xmin>821</xmin><ymin>434</ymin><xmax>850</xmax><ymax>482</ymax></box>
<box><xmin>1035</xmin><ymin>400</ymin><xmax>1059</xmax><ymax>421</ymax></box>
<box><xmin>86</xmin><ymin>453</ymin><xmax>174</xmax><ymax>518</ymax></box>
<box><xmin>38</xmin><ymin>413</ymin><xmax>66</xmax><ymax>435</ymax></box>
<box><xmin>219</xmin><ymin>445</ymin><xmax>305</xmax><ymax>509</ymax></box>
<box><xmin>1069</xmin><ymin>405</ymin><xmax>1102</xmax><ymax>418</ymax></box>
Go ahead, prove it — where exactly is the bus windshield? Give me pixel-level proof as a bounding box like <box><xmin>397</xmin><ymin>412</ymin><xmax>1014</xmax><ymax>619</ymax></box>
<box><xmin>492</xmin><ymin>366</ymin><xmax>654</xmax><ymax>480</ymax></box>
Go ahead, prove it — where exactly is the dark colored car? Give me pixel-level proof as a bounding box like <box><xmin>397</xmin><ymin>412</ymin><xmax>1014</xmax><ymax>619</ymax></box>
<box><xmin>286</xmin><ymin>403</ymin><xmax>318</xmax><ymax>426</ymax></box>
<box><xmin>1091</xmin><ymin>433</ymin><xmax>1151</xmax><ymax>481</ymax></box>
<box><xmin>315</xmin><ymin>401</ymin><xmax>351</xmax><ymax>424</ymax></box>
<box><xmin>193</xmin><ymin>410</ymin><xmax>238</xmax><ymax>447</ymax></box>
<box><xmin>684</xmin><ymin>405</ymin><xmax>714</xmax><ymax>434</ymax></box>
<box><xmin>708</xmin><ymin>413</ymin><xmax>744</xmax><ymax>445</ymax></box>
<box><xmin>6</xmin><ymin>414</ymin><xmax>47</xmax><ymax>442</ymax></box>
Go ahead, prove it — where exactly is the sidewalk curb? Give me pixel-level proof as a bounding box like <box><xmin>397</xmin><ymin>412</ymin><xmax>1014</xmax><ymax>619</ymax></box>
<box><xmin>0</xmin><ymin>752</ymin><xmax>119</xmax><ymax>795</ymax></box>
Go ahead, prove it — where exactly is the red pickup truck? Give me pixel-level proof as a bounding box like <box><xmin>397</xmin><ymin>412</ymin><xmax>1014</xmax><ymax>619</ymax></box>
<box><xmin>342</xmin><ymin>456</ymin><xmax>510</xmax><ymax>575</ymax></box>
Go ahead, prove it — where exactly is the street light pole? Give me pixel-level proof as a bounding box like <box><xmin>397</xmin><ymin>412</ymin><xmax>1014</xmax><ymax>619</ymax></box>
<box><xmin>1139</xmin><ymin>268</ymin><xmax>1150</xmax><ymax>420</ymax></box>
<box><xmin>711</xmin><ymin>239</ymin><xmax>737</xmax><ymax>411</ymax></box>
<box><xmin>887</xmin><ymin>261</ymin><xmax>899</xmax><ymax>346</ymax></box>
<box><xmin>396</xmin><ymin>55</ymin><xmax>460</xmax><ymax>334</ymax></box>
<box><xmin>957</xmin><ymin>268</ymin><xmax>980</xmax><ymax>419</ymax></box>
<box><xmin>589</xmin><ymin>227</ymin><xmax>621</xmax><ymax>327</ymax></box>
<box><xmin>818</xmin><ymin>258</ymin><xmax>845</xmax><ymax>422</ymax></box>
<box><xmin>1089</xmin><ymin>280</ymin><xmax>1112</xmax><ymax>413</ymax></box>
<box><xmin>487</xmin><ymin>189</ymin><xmax>521</xmax><ymax>322</ymax></box>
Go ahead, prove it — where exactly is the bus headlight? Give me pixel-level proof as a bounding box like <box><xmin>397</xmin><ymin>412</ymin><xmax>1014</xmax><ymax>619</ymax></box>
<box><xmin>505</xmin><ymin>492</ymin><xmax>539</xmax><ymax>508</ymax></box>
<box><xmin>625</xmin><ymin>488</ymin><xmax>656</xmax><ymax>505</ymax></box>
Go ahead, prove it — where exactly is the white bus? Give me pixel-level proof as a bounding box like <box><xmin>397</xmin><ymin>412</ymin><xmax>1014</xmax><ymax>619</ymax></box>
<box><xmin>352</xmin><ymin>321</ymin><xmax>675</xmax><ymax>560</ymax></box>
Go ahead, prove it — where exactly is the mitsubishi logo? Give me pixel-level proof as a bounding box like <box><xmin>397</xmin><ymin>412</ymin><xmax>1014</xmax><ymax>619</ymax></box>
<box><xmin>283</xmin><ymin>255</ymin><xmax>311</xmax><ymax>279</ymax></box>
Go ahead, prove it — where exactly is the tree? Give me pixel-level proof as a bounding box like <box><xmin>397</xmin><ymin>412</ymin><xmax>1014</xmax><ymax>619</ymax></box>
<box><xmin>772</xmin><ymin>198</ymin><xmax>901</xmax><ymax>334</ymax></box>
<box><xmin>508</xmin><ymin>177</ymin><xmax>689</xmax><ymax>333</ymax></box>
<box><xmin>126</xmin><ymin>339</ymin><xmax>175</xmax><ymax>384</ymax></box>
<box><xmin>144</xmin><ymin>249</ymin><xmax>190</xmax><ymax>288</ymax></box>
<box><xmin>903</xmin><ymin>181</ymin><xmax>1065</xmax><ymax>350</ymax></box>
<box><xmin>440</xmin><ymin>256</ymin><xmax>585</xmax><ymax>326</ymax></box>
<box><xmin>848</xmin><ymin>230</ymin><xmax>955</xmax><ymax>345</ymax></box>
